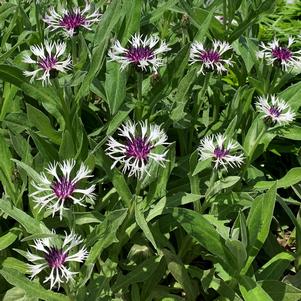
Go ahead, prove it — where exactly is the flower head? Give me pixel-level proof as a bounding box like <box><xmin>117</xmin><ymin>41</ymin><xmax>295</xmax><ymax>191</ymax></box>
<box><xmin>199</xmin><ymin>134</ymin><xmax>244</xmax><ymax>170</ymax></box>
<box><xmin>190</xmin><ymin>40</ymin><xmax>233</xmax><ymax>75</ymax></box>
<box><xmin>256</xmin><ymin>95</ymin><xmax>295</xmax><ymax>126</ymax></box>
<box><xmin>30</xmin><ymin>160</ymin><xmax>95</xmax><ymax>219</ymax></box>
<box><xmin>26</xmin><ymin>230</ymin><xmax>88</xmax><ymax>290</ymax></box>
<box><xmin>257</xmin><ymin>37</ymin><xmax>301</xmax><ymax>70</ymax></box>
<box><xmin>108</xmin><ymin>34</ymin><xmax>171</xmax><ymax>73</ymax></box>
<box><xmin>106</xmin><ymin>120</ymin><xmax>169</xmax><ymax>178</ymax></box>
<box><xmin>43</xmin><ymin>2</ymin><xmax>101</xmax><ymax>37</ymax></box>
<box><xmin>23</xmin><ymin>41</ymin><xmax>71</xmax><ymax>85</ymax></box>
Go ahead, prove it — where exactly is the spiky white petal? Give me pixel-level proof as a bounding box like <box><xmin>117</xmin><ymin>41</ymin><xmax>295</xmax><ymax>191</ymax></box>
<box><xmin>257</xmin><ymin>37</ymin><xmax>301</xmax><ymax>71</ymax></box>
<box><xmin>108</xmin><ymin>33</ymin><xmax>171</xmax><ymax>73</ymax></box>
<box><xmin>190</xmin><ymin>40</ymin><xmax>233</xmax><ymax>75</ymax></box>
<box><xmin>43</xmin><ymin>3</ymin><xmax>102</xmax><ymax>37</ymax></box>
<box><xmin>256</xmin><ymin>95</ymin><xmax>295</xmax><ymax>125</ymax></box>
<box><xmin>23</xmin><ymin>41</ymin><xmax>71</xmax><ymax>86</ymax></box>
<box><xmin>106</xmin><ymin>120</ymin><xmax>170</xmax><ymax>179</ymax></box>
<box><xmin>30</xmin><ymin>160</ymin><xmax>95</xmax><ymax>220</ymax></box>
<box><xmin>198</xmin><ymin>134</ymin><xmax>244</xmax><ymax>171</ymax></box>
<box><xmin>26</xmin><ymin>231</ymin><xmax>88</xmax><ymax>290</ymax></box>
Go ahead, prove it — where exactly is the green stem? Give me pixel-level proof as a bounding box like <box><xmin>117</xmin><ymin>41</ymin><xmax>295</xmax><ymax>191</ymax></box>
<box><xmin>201</xmin><ymin>169</ymin><xmax>218</xmax><ymax>213</ymax></box>
<box><xmin>247</xmin><ymin>125</ymin><xmax>266</xmax><ymax>167</ymax></box>
<box><xmin>54</xmin><ymin>79</ymin><xmax>71</xmax><ymax>133</ymax></box>
<box><xmin>71</xmin><ymin>36</ymin><xmax>78</xmax><ymax>67</ymax></box>
<box><xmin>192</xmin><ymin>73</ymin><xmax>211</xmax><ymax>117</ymax></box>
<box><xmin>135</xmin><ymin>72</ymin><xmax>143</xmax><ymax>120</ymax></box>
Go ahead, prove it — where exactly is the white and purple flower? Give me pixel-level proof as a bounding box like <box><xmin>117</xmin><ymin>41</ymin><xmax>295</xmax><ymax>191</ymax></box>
<box><xmin>26</xmin><ymin>231</ymin><xmax>88</xmax><ymax>290</ymax></box>
<box><xmin>256</xmin><ymin>95</ymin><xmax>295</xmax><ymax>126</ymax></box>
<box><xmin>30</xmin><ymin>160</ymin><xmax>95</xmax><ymax>220</ymax></box>
<box><xmin>43</xmin><ymin>2</ymin><xmax>101</xmax><ymax>37</ymax></box>
<box><xmin>257</xmin><ymin>37</ymin><xmax>301</xmax><ymax>70</ymax></box>
<box><xmin>199</xmin><ymin>134</ymin><xmax>244</xmax><ymax>170</ymax></box>
<box><xmin>190</xmin><ymin>40</ymin><xmax>233</xmax><ymax>75</ymax></box>
<box><xmin>106</xmin><ymin>120</ymin><xmax>169</xmax><ymax>178</ymax></box>
<box><xmin>23</xmin><ymin>41</ymin><xmax>71</xmax><ymax>85</ymax></box>
<box><xmin>108</xmin><ymin>34</ymin><xmax>171</xmax><ymax>73</ymax></box>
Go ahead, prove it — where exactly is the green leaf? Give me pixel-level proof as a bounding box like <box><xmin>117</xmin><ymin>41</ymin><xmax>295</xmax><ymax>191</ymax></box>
<box><xmin>256</xmin><ymin>252</ymin><xmax>295</xmax><ymax>281</ymax></box>
<box><xmin>135</xmin><ymin>203</ymin><xmax>158</xmax><ymax>251</ymax></box>
<box><xmin>162</xmin><ymin>249</ymin><xmax>196</xmax><ymax>300</ymax></box>
<box><xmin>75</xmin><ymin>0</ymin><xmax>123</xmax><ymax>102</ymax></box>
<box><xmin>243</xmin><ymin>184</ymin><xmax>277</xmax><ymax>273</ymax></box>
<box><xmin>0</xmin><ymin>268</ymin><xmax>69</xmax><ymax>301</ymax></box>
<box><xmin>260</xmin><ymin>280</ymin><xmax>301</xmax><ymax>301</ymax></box>
<box><xmin>3</xmin><ymin>287</ymin><xmax>38</xmax><ymax>301</ymax></box>
<box><xmin>146</xmin><ymin>193</ymin><xmax>201</xmax><ymax>222</ymax></box>
<box><xmin>254</xmin><ymin>168</ymin><xmax>301</xmax><ymax>190</ymax></box>
<box><xmin>0</xmin><ymin>133</ymin><xmax>17</xmax><ymax>201</ymax></box>
<box><xmin>170</xmin><ymin>208</ymin><xmax>237</xmax><ymax>274</ymax></box>
<box><xmin>170</xmin><ymin>68</ymin><xmax>197</xmax><ymax>122</ymax></box>
<box><xmin>26</xmin><ymin>104</ymin><xmax>61</xmax><ymax>145</ymax></box>
<box><xmin>86</xmin><ymin>209</ymin><xmax>128</xmax><ymax>264</ymax></box>
<box><xmin>0</xmin><ymin>229</ymin><xmax>19</xmax><ymax>251</ymax></box>
<box><xmin>112</xmin><ymin>255</ymin><xmax>162</xmax><ymax>292</ymax></box>
<box><xmin>239</xmin><ymin>276</ymin><xmax>274</xmax><ymax>301</ymax></box>
<box><xmin>104</xmin><ymin>62</ymin><xmax>127</xmax><ymax>115</ymax></box>
<box><xmin>2</xmin><ymin>257</ymin><xmax>28</xmax><ymax>274</ymax></box>
<box><xmin>0</xmin><ymin>198</ymin><xmax>49</xmax><ymax>234</ymax></box>
<box><xmin>0</xmin><ymin>65</ymin><xmax>61</xmax><ymax>119</ymax></box>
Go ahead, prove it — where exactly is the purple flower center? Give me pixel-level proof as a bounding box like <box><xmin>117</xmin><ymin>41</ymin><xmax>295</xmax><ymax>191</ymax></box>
<box><xmin>126</xmin><ymin>47</ymin><xmax>154</xmax><ymax>63</ymax></box>
<box><xmin>272</xmin><ymin>47</ymin><xmax>292</xmax><ymax>62</ymax></box>
<box><xmin>45</xmin><ymin>247</ymin><xmax>67</xmax><ymax>268</ymax></box>
<box><xmin>200</xmin><ymin>50</ymin><xmax>220</xmax><ymax>63</ymax></box>
<box><xmin>59</xmin><ymin>12</ymin><xmax>86</xmax><ymax>30</ymax></box>
<box><xmin>214</xmin><ymin>147</ymin><xmax>229</xmax><ymax>159</ymax></box>
<box><xmin>268</xmin><ymin>106</ymin><xmax>281</xmax><ymax>117</ymax></box>
<box><xmin>38</xmin><ymin>56</ymin><xmax>57</xmax><ymax>71</ymax></box>
<box><xmin>126</xmin><ymin>137</ymin><xmax>152</xmax><ymax>161</ymax></box>
<box><xmin>52</xmin><ymin>177</ymin><xmax>75</xmax><ymax>199</ymax></box>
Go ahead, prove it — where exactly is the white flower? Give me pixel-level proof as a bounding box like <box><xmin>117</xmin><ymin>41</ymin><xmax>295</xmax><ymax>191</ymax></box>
<box><xmin>190</xmin><ymin>40</ymin><xmax>233</xmax><ymax>75</ymax></box>
<box><xmin>106</xmin><ymin>120</ymin><xmax>169</xmax><ymax>178</ymax></box>
<box><xmin>30</xmin><ymin>160</ymin><xmax>96</xmax><ymax>220</ymax></box>
<box><xmin>256</xmin><ymin>95</ymin><xmax>295</xmax><ymax>126</ymax></box>
<box><xmin>199</xmin><ymin>134</ymin><xmax>244</xmax><ymax>170</ymax></box>
<box><xmin>23</xmin><ymin>41</ymin><xmax>71</xmax><ymax>85</ymax></box>
<box><xmin>257</xmin><ymin>37</ymin><xmax>301</xmax><ymax>70</ymax></box>
<box><xmin>108</xmin><ymin>33</ymin><xmax>171</xmax><ymax>73</ymax></box>
<box><xmin>43</xmin><ymin>2</ymin><xmax>101</xmax><ymax>37</ymax></box>
<box><xmin>26</xmin><ymin>230</ymin><xmax>88</xmax><ymax>290</ymax></box>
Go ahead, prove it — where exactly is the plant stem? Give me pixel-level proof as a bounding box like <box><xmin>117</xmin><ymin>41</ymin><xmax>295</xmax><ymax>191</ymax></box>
<box><xmin>201</xmin><ymin>169</ymin><xmax>218</xmax><ymax>213</ymax></box>
<box><xmin>135</xmin><ymin>72</ymin><xmax>143</xmax><ymax>120</ymax></box>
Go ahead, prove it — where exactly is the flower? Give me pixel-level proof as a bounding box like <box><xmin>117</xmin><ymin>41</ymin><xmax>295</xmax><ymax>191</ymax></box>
<box><xmin>26</xmin><ymin>230</ymin><xmax>88</xmax><ymax>290</ymax></box>
<box><xmin>255</xmin><ymin>95</ymin><xmax>295</xmax><ymax>126</ymax></box>
<box><xmin>190</xmin><ymin>40</ymin><xmax>233</xmax><ymax>75</ymax></box>
<box><xmin>106</xmin><ymin>120</ymin><xmax>169</xmax><ymax>178</ymax></box>
<box><xmin>198</xmin><ymin>134</ymin><xmax>244</xmax><ymax>170</ymax></box>
<box><xmin>257</xmin><ymin>37</ymin><xmax>301</xmax><ymax>70</ymax></box>
<box><xmin>30</xmin><ymin>160</ymin><xmax>96</xmax><ymax>219</ymax></box>
<box><xmin>43</xmin><ymin>2</ymin><xmax>101</xmax><ymax>37</ymax></box>
<box><xmin>108</xmin><ymin>33</ymin><xmax>171</xmax><ymax>73</ymax></box>
<box><xmin>23</xmin><ymin>41</ymin><xmax>71</xmax><ymax>85</ymax></box>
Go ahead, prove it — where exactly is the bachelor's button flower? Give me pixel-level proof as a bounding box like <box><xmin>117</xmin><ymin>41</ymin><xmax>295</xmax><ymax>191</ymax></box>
<box><xmin>257</xmin><ymin>37</ymin><xmax>301</xmax><ymax>71</ymax></box>
<box><xmin>190</xmin><ymin>40</ymin><xmax>233</xmax><ymax>75</ymax></box>
<box><xmin>106</xmin><ymin>120</ymin><xmax>169</xmax><ymax>178</ymax></box>
<box><xmin>43</xmin><ymin>2</ymin><xmax>101</xmax><ymax>37</ymax></box>
<box><xmin>30</xmin><ymin>160</ymin><xmax>95</xmax><ymax>220</ymax></box>
<box><xmin>23</xmin><ymin>41</ymin><xmax>71</xmax><ymax>85</ymax></box>
<box><xmin>256</xmin><ymin>95</ymin><xmax>295</xmax><ymax>126</ymax></box>
<box><xmin>108</xmin><ymin>33</ymin><xmax>171</xmax><ymax>73</ymax></box>
<box><xmin>26</xmin><ymin>230</ymin><xmax>88</xmax><ymax>290</ymax></box>
<box><xmin>199</xmin><ymin>134</ymin><xmax>244</xmax><ymax>170</ymax></box>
